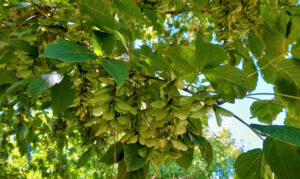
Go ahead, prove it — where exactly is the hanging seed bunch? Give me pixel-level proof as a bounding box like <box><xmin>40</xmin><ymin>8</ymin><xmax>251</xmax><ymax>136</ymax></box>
<box><xmin>210</xmin><ymin>0</ymin><xmax>262</xmax><ymax>41</ymax></box>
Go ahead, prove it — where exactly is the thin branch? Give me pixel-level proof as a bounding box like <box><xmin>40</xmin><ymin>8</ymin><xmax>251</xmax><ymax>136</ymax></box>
<box><xmin>246</xmin><ymin>93</ymin><xmax>274</xmax><ymax>96</ymax></box>
<box><xmin>247</xmin><ymin>54</ymin><xmax>284</xmax><ymax>79</ymax></box>
<box><xmin>140</xmin><ymin>74</ymin><xmax>167</xmax><ymax>81</ymax></box>
<box><xmin>245</xmin><ymin>96</ymin><xmax>262</xmax><ymax>101</ymax></box>
<box><xmin>233</xmin><ymin>115</ymin><xmax>265</xmax><ymax>140</ymax></box>
<box><xmin>164</xmin><ymin>8</ymin><xmax>206</xmax><ymax>15</ymax></box>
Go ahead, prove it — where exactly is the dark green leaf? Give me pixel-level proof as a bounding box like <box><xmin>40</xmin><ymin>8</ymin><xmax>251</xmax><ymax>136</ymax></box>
<box><xmin>123</xmin><ymin>143</ymin><xmax>146</xmax><ymax>171</ymax></box>
<box><xmin>40</xmin><ymin>39</ymin><xmax>98</xmax><ymax>62</ymax></box>
<box><xmin>77</xmin><ymin>148</ymin><xmax>93</xmax><ymax>168</ymax></box>
<box><xmin>176</xmin><ymin>147</ymin><xmax>194</xmax><ymax>170</ymax></box>
<box><xmin>93</xmin><ymin>30</ymin><xmax>116</xmax><ymax>56</ymax></box>
<box><xmin>113</xmin><ymin>0</ymin><xmax>144</xmax><ymax>20</ymax></box>
<box><xmin>117</xmin><ymin>160</ymin><xmax>149</xmax><ymax>179</ymax></box>
<box><xmin>204</xmin><ymin>65</ymin><xmax>249</xmax><ymax>102</ymax></box>
<box><xmin>263</xmin><ymin>137</ymin><xmax>300</xmax><ymax>178</ymax></box>
<box><xmin>80</xmin><ymin>0</ymin><xmax>117</xmax><ymax>29</ymax></box>
<box><xmin>251</xmin><ymin>124</ymin><xmax>300</xmax><ymax>147</ymax></box>
<box><xmin>50</xmin><ymin>75</ymin><xmax>75</xmax><ymax>115</ymax></box>
<box><xmin>0</xmin><ymin>69</ymin><xmax>17</xmax><ymax>86</ymax></box>
<box><xmin>234</xmin><ymin>149</ymin><xmax>267</xmax><ymax>179</ymax></box>
<box><xmin>189</xmin><ymin>134</ymin><xmax>213</xmax><ymax>167</ymax></box>
<box><xmin>195</xmin><ymin>35</ymin><xmax>227</xmax><ymax>69</ymax></box>
<box><xmin>0</xmin><ymin>48</ymin><xmax>16</xmax><ymax>64</ymax></box>
<box><xmin>5</xmin><ymin>2</ymin><xmax>32</xmax><ymax>9</ymax></box>
<box><xmin>9</xmin><ymin>39</ymin><xmax>38</xmax><ymax>56</ymax></box>
<box><xmin>100</xmin><ymin>142</ymin><xmax>124</xmax><ymax>165</ymax></box>
<box><xmin>101</xmin><ymin>58</ymin><xmax>129</xmax><ymax>86</ymax></box>
<box><xmin>250</xmin><ymin>101</ymin><xmax>283</xmax><ymax>124</ymax></box>
<box><xmin>28</xmin><ymin>72</ymin><xmax>64</xmax><ymax>98</ymax></box>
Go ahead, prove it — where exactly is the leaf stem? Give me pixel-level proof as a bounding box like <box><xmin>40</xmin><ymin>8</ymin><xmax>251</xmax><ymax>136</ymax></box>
<box><xmin>247</xmin><ymin>54</ymin><xmax>284</xmax><ymax>79</ymax></box>
<box><xmin>232</xmin><ymin>115</ymin><xmax>265</xmax><ymax>140</ymax></box>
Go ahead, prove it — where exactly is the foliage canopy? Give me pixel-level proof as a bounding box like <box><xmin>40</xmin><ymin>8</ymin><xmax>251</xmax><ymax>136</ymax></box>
<box><xmin>1</xmin><ymin>0</ymin><xmax>300</xmax><ymax>178</ymax></box>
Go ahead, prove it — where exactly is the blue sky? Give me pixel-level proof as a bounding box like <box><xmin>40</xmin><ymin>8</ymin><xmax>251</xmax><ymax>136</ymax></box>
<box><xmin>208</xmin><ymin>75</ymin><xmax>285</xmax><ymax>150</ymax></box>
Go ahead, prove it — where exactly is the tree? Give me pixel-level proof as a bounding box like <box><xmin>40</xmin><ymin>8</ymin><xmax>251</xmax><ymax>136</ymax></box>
<box><xmin>1</xmin><ymin>0</ymin><xmax>300</xmax><ymax>178</ymax></box>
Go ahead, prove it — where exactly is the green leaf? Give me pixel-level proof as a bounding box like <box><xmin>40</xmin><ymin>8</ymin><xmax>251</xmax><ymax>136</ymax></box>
<box><xmin>28</xmin><ymin>72</ymin><xmax>64</xmax><ymax>98</ymax></box>
<box><xmin>234</xmin><ymin>149</ymin><xmax>266</xmax><ymax>179</ymax></box>
<box><xmin>248</xmin><ymin>31</ymin><xmax>265</xmax><ymax>58</ymax></box>
<box><xmin>195</xmin><ymin>35</ymin><xmax>227</xmax><ymax>69</ymax></box>
<box><xmin>189</xmin><ymin>134</ymin><xmax>213</xmax><ymax>167</ymax></box>
<box><xmin>0</xmin><ymin>48</ymin><xmax>16</xmax><ymax>64</ymax></box>
<box><xmin>50</xmin><ymin>75</ymin><xmax>75</xmax><ymax>115</ymax></box>
<box><xmin>176</xmin><ymin>147</ymin><xmax>194</xmax><ymax>170</ymax></box>
<box><xmin>5</xmin><ymin>2</ymin><xmax>32</xmax><ymax>9</ymax></box>
<box><xmin>117</xmin><ymin>160</ymin><xmax>149</xmax><ymax>179</ymax></box>
<box><xmin>124</xmin><ymin>143</ymin><xmax>146</xmax><ymax>171</ymax></box>
<box><xmin>243</xmin><ymin>59</ymin><xmax>258</xmax><ymax>91</ymax></box>
<box><xmin>291</xmin><ymin>39</ymin><xmax>300</xmax><ymax>59</ymax></box>
<box><xmin>250</xmin><ymin>101</ymin><xmax>283</xmax><ymax>124</ymax></box>
<box><xmin>0</xmin><ymin>69</ymin><xmax>17</xmax><ymax>86</ymax></box>
<box><xmin>80</xmin><ymin>0</ymin><xmax>117</xmax><ymax>29</ymax></box>
<box><xmin>113</xmin><ymin>0</ymin><xmax>144</xmax><ymax>20</ymax></box>
<box><xmin>204</xmin><ymin>65</ymin><xmax>249</xmax><ymax>102</ymax></box>
<box><xmin>263</xmin><ymin>23</ymin><xmax>287</xmax><ymax>58</ymax></box>
<box><xmin>100</xmin><ymin>142</ymin><xmax>124</xmax><ymax>165</ymax></box>
<box><xmin>93</xmin><ymin>30</ymin><xmax>116</xmax><ymax>56</ymax></box>
<box><xmin>101</xmin><ymin>58</ymin><xmax>129</xmax><ymax>86</ymax></box>
<box><xmin>6</xmin><ymin>78</ymin><xmax>33</xmax><ymax>94</ymax></box>
<box><xmin>9</xmin><ymin>39</ymin><xmax>38</xmax><ymax>56</ymax></box>
<box><xmin>263</xmin><ymin>137</ymin><xmax>300</xmax><ymax>178</ymax></box>
<box><xmin>187</xmin><ymin>118</ymin><xmax>203</xmax><ymax>135</ymax></box>
<box><xmin>274</xmin><ymin>59</ymin><xmax>300</xmax><ymax>118</ymax></box>
<box><xmin>28</xmin><ymin>78</ymin><xmax>50</xmax><ymax>98</ymax></box>
<box><xmin>251</xmin><ymin>124</ymin><xmax>300</xmax><ymax>147</ymax></box>
<box><xmin>77</xmin><ymin>148</ymin><xmax>93</xmax><ymax>168</ymax></box>
<box><xmin>166</xmin><ymin>46</ymin><xmax>194</xmax><ymax>74</ymax></box>
<box><xmin>288</xmin><ymin>17</ymin><xmax>300</xmax><ymax>43</ymax></box>
<box><xmin>40</xmin><ymin>39</ymin><xmax>98</xmax><ymax>62</ymax></box>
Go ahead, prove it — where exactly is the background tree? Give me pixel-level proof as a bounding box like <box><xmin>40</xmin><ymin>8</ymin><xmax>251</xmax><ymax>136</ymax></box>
<box><xmin>1</xmin><ymin>0</ymin><xmax>300</xmax><ymax>178</ymax></box>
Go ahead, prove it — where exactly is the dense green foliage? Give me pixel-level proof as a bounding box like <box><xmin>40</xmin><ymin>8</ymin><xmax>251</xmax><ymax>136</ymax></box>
<box><xmin>1</xmin><ymin>0</ymin><xmax>300</xmax><ymax>178</ymax></box>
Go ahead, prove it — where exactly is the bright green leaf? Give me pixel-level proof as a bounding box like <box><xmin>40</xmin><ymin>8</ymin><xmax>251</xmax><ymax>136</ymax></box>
<box><xmin>195</xmin><ymin>35</ymin><xmax>227</xmax><ymax>69</ymax></box>
<box><xmin>250</xmin><ymin>101</ymin><xmax>283</xmax><ymax>124</ymax></box>
<box><xmin>248</xmin><ymin>31</ymin><xmax>265</xmax><ymax>58</ymax></box>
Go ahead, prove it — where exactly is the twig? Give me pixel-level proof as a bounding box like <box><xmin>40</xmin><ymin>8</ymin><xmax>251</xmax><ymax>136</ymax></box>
<box><xmin>245</xmin><ymin>96</ymin><xmax>262</xmax><ymax>101</ymax></box>
<box><xmin>233</xmin><ymin>115</ymin><xmax>265</xmax><ymax>140</ymax></box>
<box><xmin>246</xmin><ymin>93</ymin><xmax>274</xmax><ymax>96</ymax></box>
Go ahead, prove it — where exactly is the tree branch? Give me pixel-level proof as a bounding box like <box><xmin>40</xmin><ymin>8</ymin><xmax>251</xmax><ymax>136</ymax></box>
<box><xmin>232</xmin><ymin>115</ymin><xmax>265</xmax><ymax>140</ymax></box>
